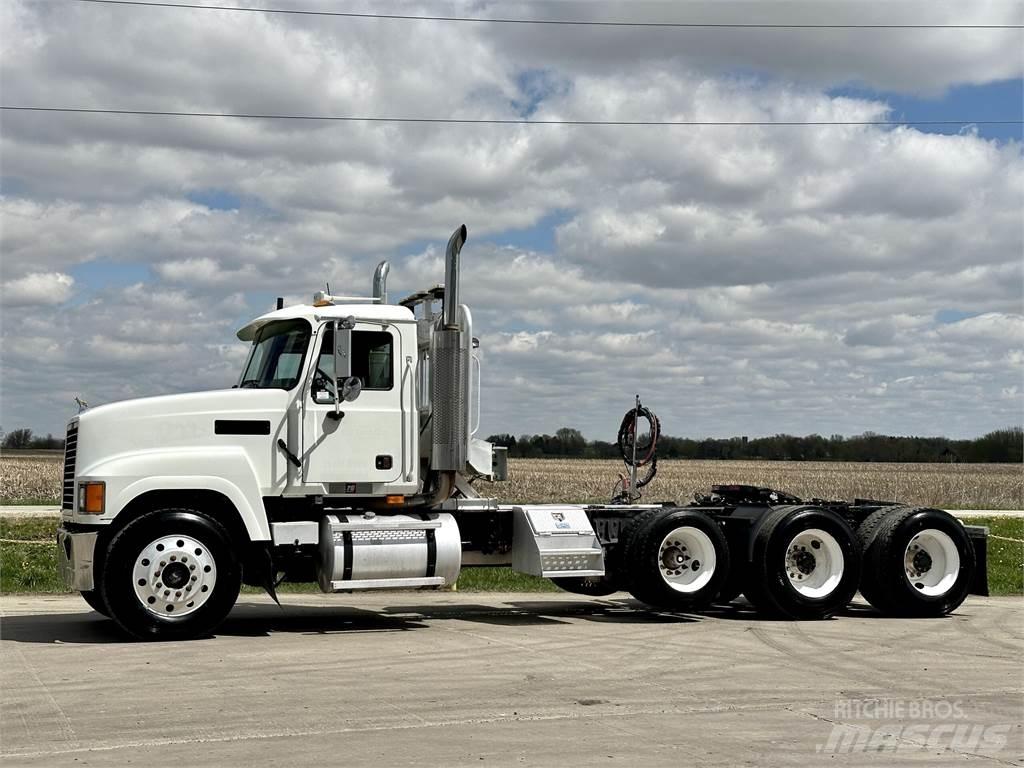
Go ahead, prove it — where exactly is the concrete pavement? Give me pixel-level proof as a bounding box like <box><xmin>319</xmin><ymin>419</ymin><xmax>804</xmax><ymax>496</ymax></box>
<box><xmin>1</xmin><ymin>592</ymin><xmax>1022</xmax><ymax>766</ymax></box>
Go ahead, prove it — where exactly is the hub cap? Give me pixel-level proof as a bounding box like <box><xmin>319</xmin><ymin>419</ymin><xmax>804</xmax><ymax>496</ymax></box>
<box><xmin>657</xmin><ymin>525</ymin><xmax>716</xmax><ymax>593</ymax></box>
<box><xmin>133</xmin><ymin>535</ymin><xmax>217</xmax><ymax>617</ymax></box>
<box><xmin>784</xmin><ymin>528</ymin><xmax>844</xmax><ymax>599</ymax></box>
<box><xmin>905</xmin><ymin>529</ymin><xmax>959</xmax><ymax>596</ymax></box>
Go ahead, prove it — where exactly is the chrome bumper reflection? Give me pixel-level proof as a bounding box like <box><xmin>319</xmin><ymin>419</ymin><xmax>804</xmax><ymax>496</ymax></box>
<box><xmin>57</xmin><ymin>527</ymin><xmax>98</xmax><ymax>591</ymax></box>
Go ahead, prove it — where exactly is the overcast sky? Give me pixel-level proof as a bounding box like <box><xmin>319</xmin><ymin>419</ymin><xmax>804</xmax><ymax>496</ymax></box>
<box><xmin>1</xmin><ymin>0</ymin><xmax>1022</xmax><ymax>441</ymax></box>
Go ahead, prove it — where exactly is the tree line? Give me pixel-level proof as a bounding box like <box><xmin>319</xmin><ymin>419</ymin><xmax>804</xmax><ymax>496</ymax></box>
<box><xmin>486</xmin><ymin>426</ymin><xmax>1023</xmax><ymax>463</ymax></box>
<box><xmin>0</xmin><ymin>429</ymin><xmax>65</xmax><ymax>450</ymax></box>
<box><xmin>4</xmin><ymin>424</ymin><xmax>1020</xmax><ymax>462</ymax></box>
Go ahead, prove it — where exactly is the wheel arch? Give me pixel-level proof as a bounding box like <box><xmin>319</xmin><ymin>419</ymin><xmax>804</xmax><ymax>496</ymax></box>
<box><xmin>94</xmin><ymin>488</ymin><xmax>270</xmax><ymax>594</ymax></box>
<box><xmin>115</xmin><ymin>488</ymin><xmax>255</xmax><ymax>547</ymax></box>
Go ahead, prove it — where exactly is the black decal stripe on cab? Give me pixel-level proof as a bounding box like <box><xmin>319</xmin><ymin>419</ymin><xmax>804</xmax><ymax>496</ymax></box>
<box><xmin>215</xmin><ymin>420</ymin><xmax>271</xmax><ymax>435</ymax></box>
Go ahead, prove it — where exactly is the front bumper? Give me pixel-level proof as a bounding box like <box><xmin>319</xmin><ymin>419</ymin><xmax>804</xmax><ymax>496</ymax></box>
<box><xmin>57</xmin><ymin>526</ymin><xmax>98</xmax><ymax>591</ymax></box>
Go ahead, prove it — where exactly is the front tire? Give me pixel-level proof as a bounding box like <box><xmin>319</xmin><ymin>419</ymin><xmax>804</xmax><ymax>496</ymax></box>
<box><xmin>100</xmin><ymin>509</ymin><xmax>241</xmax><ymax>641</ymax></box>
<box><xmin>743</xmin><ymin>506</ymin><xmax>860</xmax><ymax>619</ymax></box>
<box><xmin>79</xmin><ymin>589</ymin><xmax>110</xmax><ymax>617</ymax></box>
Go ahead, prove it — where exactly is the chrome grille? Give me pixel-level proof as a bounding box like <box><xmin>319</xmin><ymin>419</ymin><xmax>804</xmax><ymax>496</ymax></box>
<box><xmin>62</xmin><ymin>422</ymin><xmax>77</xmax><ymax>510</ymax></box>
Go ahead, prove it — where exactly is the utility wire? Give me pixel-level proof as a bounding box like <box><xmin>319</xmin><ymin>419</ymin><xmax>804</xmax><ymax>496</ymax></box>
<box><xmin>72</xmin><ymin>0</ymin><xmax>1024</xmax><ymax>29</ymax></box>
<box><xmin>2</xmin><ymin>106</ymin><xmax>1021</xmax><ymax>126</ymax></box>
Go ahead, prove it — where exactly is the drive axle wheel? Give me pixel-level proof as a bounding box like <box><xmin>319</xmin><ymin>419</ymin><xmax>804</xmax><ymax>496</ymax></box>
<box><xmin>625</xmin><ymin>508</ymin><xmax>730</xmax><ymax>610</ymax></box>
<box><xmin>100</xmin><ymin>509</ymin><xmax>241</xmax><ymax>641</ymax></box>
<box><xmin>858</xmin><ymin>507</ymin><xmax>974</xmax><ymax>617</ymax></box>
<box><xmin>743</xmin><ymin>506</ymin><xmax>860</xmax><ymax>619</ymax></box>
<box><xmin>551</xmin><ymin>576</ymin><xmax>619</xmax><ymax>597</ymax></box>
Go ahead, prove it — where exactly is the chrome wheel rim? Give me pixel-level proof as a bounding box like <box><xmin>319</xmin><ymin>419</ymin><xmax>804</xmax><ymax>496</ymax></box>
<box><xmin>658</xmin><ymin>525</ymin><xmax>716</xmax><ymax>593</ymax></box>
<box><xmin>905</xmin><ymin>528</ymin><xmax>959</xmax><ymax>596</ymax></box>
<box><xmin>784</xmin><ymin>528</ymin><xmax>844</xmax><ymax>598</ymax></box>
<box><xmin>133</xmin><ymin>535</ymin><xmax>217</xmax><ymax>617</ymax></box>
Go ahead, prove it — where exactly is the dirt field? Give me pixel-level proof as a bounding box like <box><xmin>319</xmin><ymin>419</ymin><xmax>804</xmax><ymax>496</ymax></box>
<box><xmin>487</xmin><ymin>458</ymin><xmax>1023</xmax><ymax>509</ymax></box>
<box><xmin>2</xmin><ymin>452</ymin><xmax>1020</xmax><ymax>509</ymax></box>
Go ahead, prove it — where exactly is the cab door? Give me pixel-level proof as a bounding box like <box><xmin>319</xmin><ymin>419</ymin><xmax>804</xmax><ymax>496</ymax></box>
<box><xmin>302</xmin><ymin>323</ymin><xmax>404</xmax><ymax>485</ymax></box>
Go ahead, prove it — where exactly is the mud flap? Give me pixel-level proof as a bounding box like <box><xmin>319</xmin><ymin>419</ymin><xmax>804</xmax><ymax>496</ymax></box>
<box><xmin>963</xmin><ymin>525</ymin><xmax>989</xmax><ymax>596</ymax></box>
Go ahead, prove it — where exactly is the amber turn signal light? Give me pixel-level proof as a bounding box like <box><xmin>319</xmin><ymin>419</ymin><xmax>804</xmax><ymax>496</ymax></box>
<box><xmin>78</xmin><ymin>482</ymin><xmax>105</xmax><ymax>515</ymax></box>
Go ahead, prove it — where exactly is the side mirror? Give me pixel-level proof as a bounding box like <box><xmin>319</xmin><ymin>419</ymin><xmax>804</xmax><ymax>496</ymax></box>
<box><xmin>340</xmin><ymin>376</ymin><xmax>362</xmax><ymax>402</ymax></box>
<box><xmin>334</xmin><ymin>316</ymin><xmax>354</xmax><ymax>380</ymax></box>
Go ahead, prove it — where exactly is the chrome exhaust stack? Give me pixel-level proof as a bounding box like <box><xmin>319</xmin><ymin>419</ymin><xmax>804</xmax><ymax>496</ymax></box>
<box><xmin>443</xmin><ymin>224</ymin><xmax>467</xmax><ymax>328</ymax></box>
<box><xmin>372</xmin><ymin>260</ymin><xmax>390</xmax><ymax>304</ymax></box>
<box><xmin>432</xmin><ymin>224</ymin><xmax>470</xmax><ymax>470</ymax></box>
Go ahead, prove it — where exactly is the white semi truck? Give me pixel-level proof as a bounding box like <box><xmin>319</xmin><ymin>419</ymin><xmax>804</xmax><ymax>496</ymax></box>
<box><xmin>56</xmin><ymin>225</ymin><xmax>989</xmax><ymax>640</ymax></box>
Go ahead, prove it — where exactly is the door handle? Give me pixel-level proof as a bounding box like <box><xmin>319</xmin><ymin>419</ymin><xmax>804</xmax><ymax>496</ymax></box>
<box><xmin>276</xmin><ymin>439</ymin><xmax>301</xmax><ymax>468</ymax></box>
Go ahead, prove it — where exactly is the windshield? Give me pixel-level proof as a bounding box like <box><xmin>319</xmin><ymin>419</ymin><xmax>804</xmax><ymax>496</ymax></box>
<box><xmin>238</xmin><ymin>319</ymin><xmax>311</xmax><ymax>390</ymax></box>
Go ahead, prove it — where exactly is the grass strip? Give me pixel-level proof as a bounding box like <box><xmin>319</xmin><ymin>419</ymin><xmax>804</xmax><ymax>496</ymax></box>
<box><xmin>2</xmin><ymin>516</ymin><xmax>1019</xmax><ymax>596</ymax></box>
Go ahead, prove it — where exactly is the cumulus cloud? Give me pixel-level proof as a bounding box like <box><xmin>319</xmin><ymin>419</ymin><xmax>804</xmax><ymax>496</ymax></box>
<box><xmin>1</xmin><ymin>271</ymin><xmax>75</xmax><ymax>307</ymax></box>
<box><xmin>0</xmin><ymin>0</ymin><xmax>1021</xmax><ymax>439</ymax></box>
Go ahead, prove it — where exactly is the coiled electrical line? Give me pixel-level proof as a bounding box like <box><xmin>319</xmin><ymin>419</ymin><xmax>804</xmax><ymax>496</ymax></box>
<box><xmin>612</xmin><ymin>402</ymin><xmax>660</xmax><ymax>501</ymax></box>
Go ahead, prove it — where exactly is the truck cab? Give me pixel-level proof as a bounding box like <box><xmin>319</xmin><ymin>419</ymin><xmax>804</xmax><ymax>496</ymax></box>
<box><xmin>57</xmin><ymin>225</ymin><xmax>509</xmax><ymax>638</ymax></box>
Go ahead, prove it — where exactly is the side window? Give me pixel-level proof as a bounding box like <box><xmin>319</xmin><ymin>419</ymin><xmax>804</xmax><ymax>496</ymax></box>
<box><xmin>312</xmin><ymin>327</ymin><xmax>394</xmax><ymax>400</ymax></box>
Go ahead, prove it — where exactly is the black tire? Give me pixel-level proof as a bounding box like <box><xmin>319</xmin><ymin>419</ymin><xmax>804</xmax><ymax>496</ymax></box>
<box><xmin>714</xmin><ymin>568</ymin><xmax>746</xmax><ymax>605</ymax></box>
<box><xmin>99</xmin><ymin>509</ymin><xmax>241</xmax><ymax>641</ymax></box>
<box><xmin>743</xmin><ymin>506</ymin><xmax>860</xmax><ymax>619</ymax></box>
<box><xmin>604</xmin><ymin>508</ymin><xmax>662</xmax><ymax>588</ymax></box>
<box><xmin>623</xmin><ymin>508</ymin><xmax>730</xmax><ymax>610</ymax></box>
<box><xmin>858</xmin><ymin>507</ymin><xmax>974</xmax><ymax>617</ymax></box>
<box><xmin>856</xmin><ymin>506</ymin><xmax>894</xmax><ymax>545</ymax></box>
<box><xmin>551</xmin><ymin>576</ymin><xmax>619</xmax><ymax>596</ymax></box>
<box><xmin>80</xmin><ymin>589</ymin><xmax>110</xmax><ymax>617</ymax></box>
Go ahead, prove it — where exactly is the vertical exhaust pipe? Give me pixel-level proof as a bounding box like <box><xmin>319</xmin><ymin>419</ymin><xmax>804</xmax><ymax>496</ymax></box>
<box><xmin>372</xmin><ymin>260</ymin><xmax>390</xmax><ymax>304</ymax></box>
<box><xmin>443</xmin><ymin>224</ymin><xmax>467</xmax><ymax>328</ymax></box>
<box><xmin>431</xmin><ymin>224</ymin><xmax>469</xmax><ymax>471</ymax></box>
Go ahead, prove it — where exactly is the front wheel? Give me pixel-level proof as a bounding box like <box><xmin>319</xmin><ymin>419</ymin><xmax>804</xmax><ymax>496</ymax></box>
<box><xmin>99</xmin><ymin>509</ymin><xmax>241</xmax><ymax>641</ymax></box>
<box><xmin>79</xmin><ymin>589</ymin><xmax>110</xmax><ymax>617</ymax></box>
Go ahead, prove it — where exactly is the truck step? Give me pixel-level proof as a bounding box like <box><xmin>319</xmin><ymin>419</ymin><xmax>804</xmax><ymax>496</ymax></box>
<box><xmin>328</xmin><ymin>576</ymin><xmax>448</xmax><ymax>591</ymax></box>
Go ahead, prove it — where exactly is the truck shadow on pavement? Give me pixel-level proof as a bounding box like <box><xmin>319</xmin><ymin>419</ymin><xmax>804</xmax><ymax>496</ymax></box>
<box><xmin>0</xmin><ymin>596</ymin><xmax>920</xmax><ymax>645</ymax></box>
<box><xmin>0</xmin><ymin>597</ymin><xmax>713</xmax><ymax>644</ymax></box>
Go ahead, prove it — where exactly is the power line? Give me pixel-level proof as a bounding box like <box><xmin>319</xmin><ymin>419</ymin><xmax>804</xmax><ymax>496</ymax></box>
<box><xmin>72</xmin><ymin>0</ymin><xmax>1024</xmax><ymax>30</ymax></box>
<box><xmin>2</xmin><ymin>106</ymin><xmax>1021</xmax><ymax>127</ymax></box>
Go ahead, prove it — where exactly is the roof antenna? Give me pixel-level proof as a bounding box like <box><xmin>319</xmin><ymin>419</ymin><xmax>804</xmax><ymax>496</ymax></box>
<box><xmin>326</xmin><ymin>281</ymin><xmax>331</xmax><ymax>294</ymax></box>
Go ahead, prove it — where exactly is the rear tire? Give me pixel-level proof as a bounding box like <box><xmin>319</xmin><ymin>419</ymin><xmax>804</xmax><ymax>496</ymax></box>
<box><xmin>743</xmin><ymin>506</ymin><xmax>860</xmax><ymax>619</ymax></box>
<box><xmin>624</xmin><ymin>508</ymin><xmax>730</xmax><ymax>610</ymax></box>
<box><xmin>551</xmin><ymin>576</ymin><xmax>619</xmax><ymax>596</ymax></box>
<box><xmin>858</xmin><ymin>507</ymin><xmax>974</xmax><ymax>617</ymax></box>
<box><xmin>100</xmin><ymin>509</ymin><xmax>241</xmax><ymax>641</ymax></box>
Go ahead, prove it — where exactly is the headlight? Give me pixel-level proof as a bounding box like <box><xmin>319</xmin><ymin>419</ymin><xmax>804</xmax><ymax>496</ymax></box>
<box><xmin>78</xmin><ymin>482</ymin><xmax>105</xmax><ymax>515</ymax></box>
